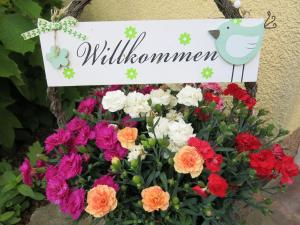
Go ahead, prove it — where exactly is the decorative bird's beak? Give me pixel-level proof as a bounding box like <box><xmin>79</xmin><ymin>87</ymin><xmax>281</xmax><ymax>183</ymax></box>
<box><xmin>209</xmin><ymin>30</ymin><xmax>220</xmax><ymax>39</ymax></box>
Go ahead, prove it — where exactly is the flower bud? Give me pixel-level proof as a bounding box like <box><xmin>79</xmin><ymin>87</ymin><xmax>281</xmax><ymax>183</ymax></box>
<box><xmin>130</xmin><ymin>159</ymin><xmax>139</xmax><ymax>170</ymax></box>
<box><xmin>184</xmin><ymin>183</ymin><xmax>190</xmax><ymax>191</ymax></box>
<box><xmin>249</xmin><ymin>169</ymin><xmax>256</xmax><ymax>178</ymax></box>
<box><xmin>121</xmin><ymin>171</ymin><xmax>128</xmax><ymax>179</ymax></box>
<box><xmin>121</xmin><ymin>185</ymin><xmax>127</xmax><ymax>192</ymax></box>
<box><xmin>168</xmin><ymin>178</ymin><xmax>175</xmax><ymax>186</ymax></box>
<box><xmin>111</xmin><ymin>157</ymin><xmax>121</xmax><ymax>171</ymax></box>
<box><xmin>132</xmin><ymin>175</ymin><xmax>142</xmax><ymax>185</ymax></box>
<box><xmin>168</xmin><ymin>157</ymin><xmax>174</xmax><ymax>165</ymax></box>
<box><xmin>172</xmin><ymin>197</ymin><xmax>180</xmax><ymax>205</ymax></box>
<box><xmin>158</xmin><ymin>138</ymin><xmax>169</xmax><ymax>148</ymax></box>
<box><xmin>148</xmin><ymin>138</ymin><xmax>156</xmax><ymax>147</ymax></box>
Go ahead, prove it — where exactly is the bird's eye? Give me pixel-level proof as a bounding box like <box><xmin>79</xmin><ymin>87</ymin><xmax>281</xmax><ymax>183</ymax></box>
<box><xmin>227</xmin><ymin>26</ymin><xmax>230</xmax><ymax>29</ymax></box>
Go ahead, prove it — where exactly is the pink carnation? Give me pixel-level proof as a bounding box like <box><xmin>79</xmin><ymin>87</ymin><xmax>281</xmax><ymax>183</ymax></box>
<box><xmin>36</xmin><ymin>160</ymin><xmax>46</xmax><ymax>180</ymax></box>
<box><xmin>45</xmin><ymin>165</ymin><xmax>59</xmax><ymax>181</ymax></box>
<box><xmin>272</xmin><ymin>144</ymin><xmax>285</xmax><ymax>160</ymax></box>
<box><xmin>94</xmin><ymin>122</ymin><xmax>118</xmax><ymax>150</ymax></box>
<box><xmin>103</xmin><ymin>143</ymin><xmax>128</xmax><ymax>161</ymax></box>
<box><xmin>93</xmin><ymin>175</ymin><xmax>120</xmax><ymax>192</ymax></box>
<box><xmin>77</xmin><ymin>98</ymin><xmax>97</xmax><ymax>114</ymax></box>
<box><xmin>73</xmin><ymin>126</ymin><xmax>93</xmax><ymax>146</ymax></box>
<box><xmin>61</xmin><ymin>188</ymin><xmax>85</xmax><ymax>220</ymax></box>
<box><xmin>58</xmin><ymin>153</ymin><xmax>82</xmax><ymax>180</ymax></box>
<box><xmin>139</xmin><ymin>85</ymin><xmax>158</xmax><ymax>94</ymax></box>
<box><xmin>121</xmin><ymin>115</ymin><xmax>138</xmax><ymax>128</ymax></box>
<box><xmin>46</xmin><ymin>176</ymin><xmax>69</xmax><ymax>205</ymax></box>
<box><xmin>66</xmin><ymin>117</ymin><xmax>87</xmax><ymax>132</ymax></box>
<box><xmin>44</xmin><ymin>129</ymin><xmax>71</xmax><ymax>154</ymax></box>
<box><xmin>19</xmin><ymin>158</ymin><xmax>33</xmax><ymax>186</ymax></box>
<box><xmin>200</xmin><ymin>82</ymin><xmax>223</xmax><ymax>94</ymax></box>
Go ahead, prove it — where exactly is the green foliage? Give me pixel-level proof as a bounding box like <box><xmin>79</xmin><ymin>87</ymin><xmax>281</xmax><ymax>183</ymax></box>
<box><xmin>0</xmin><ymin>0</ymin><xmax>91</xmax><ymax>156</ymax></box>
<box><xmin>0</xmin><ymin>160</ymin><xmax>44</xmax><ymax>225</ymax></box>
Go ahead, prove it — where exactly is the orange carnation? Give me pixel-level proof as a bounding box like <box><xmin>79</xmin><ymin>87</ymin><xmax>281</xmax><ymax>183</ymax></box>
<box><xmin>174</xmin><ymin>146</ymin><xmax>204</xmax><ymax>178</ymax></box>
<box><xmin>117</xmin><ymin>127</ymin><xmax>138</xmax><ymax>149</ymax></box>
<box><xmin>85</xmin><ymin>185</ymin><xmax>117</xmax><ymax>218</ymax></box>
<box><xmin>141</xmin><ymin>186</ymin><xmax>170</xmax><ymax>212</ymax></box>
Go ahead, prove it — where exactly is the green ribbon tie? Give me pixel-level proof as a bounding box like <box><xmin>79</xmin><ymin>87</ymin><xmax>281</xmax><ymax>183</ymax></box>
<box><xmin>21</xmin><ymin>16</ymin><xmax>87</xmax><ymax>41</ymax></box>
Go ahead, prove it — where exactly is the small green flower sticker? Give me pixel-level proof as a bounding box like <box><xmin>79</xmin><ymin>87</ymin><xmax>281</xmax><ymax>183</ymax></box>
<box><xmin>202</xmin><ymin>67</ymin><xmax>214</xmax><ymax>79</ymax></box>
<box><xmin>63</xmin><ymin>67</ymin><xmax>75</xmax><ymax>79</ymax></box>
<box><xmin>179</xmin><ymin>33</ymin><xmax>191</xmax><ymax>45</ymax></box>
<box><xmin>232</xmin><ymin>19</ymin><xmax>242</xmax><ymax>25</ymax></box>
<box><xmin>126</xmin><ymin>68</ymin><xmax>138</xmax><ymax>80</ymax></box>
<box><xmin>125</xmin><ymin>26</ymin><xmax>137</xmax><ymax>39</ymax></box>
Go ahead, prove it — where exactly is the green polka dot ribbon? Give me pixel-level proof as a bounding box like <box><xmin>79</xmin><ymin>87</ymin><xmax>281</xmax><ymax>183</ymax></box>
<box><xmin>21</xmin><ymin>16</ymin><xmax>87</xmax><ymax>41</ymax></box>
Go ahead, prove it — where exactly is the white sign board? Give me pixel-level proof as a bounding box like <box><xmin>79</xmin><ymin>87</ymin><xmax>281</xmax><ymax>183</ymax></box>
<box><xmin>40</xmin><ymin>19</ymin><xmax>265</xmax><ymax>87</ymax></box>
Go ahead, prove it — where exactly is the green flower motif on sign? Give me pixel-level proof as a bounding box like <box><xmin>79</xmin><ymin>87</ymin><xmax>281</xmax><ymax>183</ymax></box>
<box><xmin>46</xmin><ymin>46</ymin><xmax>69</xmax><ymax>69</ymax></box>
<box><xmin>126</xmin><ymin>68</ymin><xmax>138</xmax><ymax>80</ymax></box>
<box><xmin>125</xmin><ymin>26</ymin><xmax>137</xmax><ymax>39</ymax></box>
<box><xmin>202</xmin><ymin>67</ymin><xmax>214</xmax><ymax>79</ymax></box>
<box><xmin>63</xmin><ymin>67</ymin><xmax>75</xmax><ymax>79</ymax></box>
<box><xmin>232</xmin><ymin>19</ymin><xmax>242</xmax><ymax>25</ymax></box>
<box><xmin>179</xmin><ymin>33</ymin><xmax>191</xmax><ymax>45</ymax></box>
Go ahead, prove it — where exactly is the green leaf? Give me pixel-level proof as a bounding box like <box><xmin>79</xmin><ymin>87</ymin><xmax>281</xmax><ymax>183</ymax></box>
<box><xmin>27</xmin><ymin>141</ymin><xmax>43</xmax><ymax>165</ymax></box>
<box><xmin>0</xmin><ymin>14</ymin><xmax>36</xmax><ymax>54</ymax></box>
<box><xmin>5</xmin><ymin>217</ymin><xmax>21</xmax><ymax>225</ymax></box>
<box><xmin>0</xmin><ymin>171</ymin><xmax>16</xmax><ymax>186</ymax></box>
<box><xmin>31</xmin><ymin>192</ymin><xmax>45</xmax><ymax>201</ymax></box>
<box><xmin>12</xmin><ymin>0</ymin><xmax>42</xmax><ymax>18</ymax></box>
<box><xmin>0</xmin><ymin>161</ymin><xmax>12</xmax><ymax>173</ymax></box>
<box><xmin>0</xmin><ymin>211</ymin><xmax>15</xmax><ymax>222</ymax></box>
<box><xmin>17</xmin><ymin>184</ymin><xmax>34</xmax><ymax>198</ymax></box>
<box><xmin>0</xmin><ymin>108</ymin><xmax>22</xmax><ymax>148</ymax></box>
<box><xmin>0</xmin><ymin>47</ymin><xmax>21</xmax><ymax>78</ymax></box>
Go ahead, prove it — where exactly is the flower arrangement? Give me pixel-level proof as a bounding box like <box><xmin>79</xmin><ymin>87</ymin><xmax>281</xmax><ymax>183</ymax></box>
<box><xmin>20</xmin><ymin>83</ymin><xmax>299</xmax><ymax>225</ymax></box>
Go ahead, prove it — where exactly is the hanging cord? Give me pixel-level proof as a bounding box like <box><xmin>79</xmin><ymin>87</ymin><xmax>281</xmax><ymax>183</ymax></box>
<box><xmin>213</xmin><ymin>0</ymin><xmax>257</xmax><ymax>98</ymax></box>
<box><xmin>46</xmin><ymin>0</ymin><xmax>92</xmax><ymax>128</ymax></box>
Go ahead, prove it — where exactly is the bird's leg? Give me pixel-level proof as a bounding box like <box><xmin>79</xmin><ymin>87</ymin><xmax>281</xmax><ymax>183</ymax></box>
<box><xmin>241</xmin><ymin>64</ymin><xmax>245</xmax><ymax>82</ymax></box>
<box><xmin>231</xmin><ymin>64</ymin><xmax>235</xmax><ymax>82</ymax></box>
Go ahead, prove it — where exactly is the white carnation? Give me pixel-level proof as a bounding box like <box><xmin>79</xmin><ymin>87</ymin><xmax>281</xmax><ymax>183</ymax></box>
<box><xmin>127</xmin><ymin>145</ymin><xmax>146</xmax><ymax>162</ymax></box>
<box><xmin>167</xmin><ymin>95</ymin><xmax>178</xmax><ymax>108</ymax></box>
<box><xmin>168</xmin><ymin>119</ymin><xmax>195</xmax><ymax>148</ymax></box>
<box><xmin>124</xmin><ymin>92</ymin><xmax>151</xmax><ymax>118</ymax></box>
<box><xmin>168</xmin><ymin>140</ymin><xmax>183</xmax><ymax>153</ymax></box>
<box><xmin>166</xmin><ymin>109</ymin><xmax>183</xmax><ymax>121</ymax></box>
<box><xmin>148</xmin><ymin>117</ymin><xmax>170</xmax><ymax>139</ymax></box>
<box><xmin>102</xmin><ymin>90</ymin><xmax>126</xmax><ymax>112</ymax></box>
<box><xmin>167</xmin><ymin>83</ymin><xmax>183</xmax><ymax>91</ymax></box>
<box><xmin>150</xmin><ymin>89</ymin><xmax>172</xmax><ymax>106</ymax></box>
<box><xmin>176</xmin><ymin>85</ymin><xmax>203</xmax><ymax>107</ymax></box>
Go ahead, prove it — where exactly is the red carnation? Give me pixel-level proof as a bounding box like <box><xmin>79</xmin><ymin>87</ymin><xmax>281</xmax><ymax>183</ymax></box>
<box><xmin>224</xmin><ymin>84</ymin><xmax>256</xmax><ymax>110</ymax></box>
<box><xmin>193</xmin><ymin>107</ymin><xmax>210</xmax><ymax>121</ymax></box>
<box><xmin>235</xmin><ymin>132</ymin><xmax>261</xmax><ymax>152</ymax></box>
<box><xmin>275</xmin><ymin>155</ymin><xmax>299</xmax><ymax>185</ymax></box>
<box><xmin>206</xmin><ymin>154</ymin><xmax>223</xmax><ymax>173</ymax></box>
<box><xmin>192</xmin><ymin>185</ymin><xmax>208</xmax><ymax>198</ymax></box>
<box><xmin>188</xmin><ymin>137</ymin><xmax>215</xmax><ymax>160</ymax></box>
<box><xmin>207</xmin><ymin>174</ymin><xmax>228</xmax><ymax>198</ymax></box>
<box><xmin>249</xmin><ymin>150</ymin><xmax>276</xmax><ymax>178</ymax></box>
<box><xmin>204</xmin><ymin>92</ymin><xmax>221</xmax><ymax>104</ymax></box>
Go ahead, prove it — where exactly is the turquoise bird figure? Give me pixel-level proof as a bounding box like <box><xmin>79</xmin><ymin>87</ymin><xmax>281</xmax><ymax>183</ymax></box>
<box><xmin>209</xmin><ymin>19</ymin><xmax>264</xmax><ymax>82</ymax></box>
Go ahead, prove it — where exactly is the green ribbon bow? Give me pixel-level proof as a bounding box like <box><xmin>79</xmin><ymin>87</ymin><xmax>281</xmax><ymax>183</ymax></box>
<box><xmin>21</xmin><ymin>16</ymin><xmax>87</xmax><ymax>41</ymax></box>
